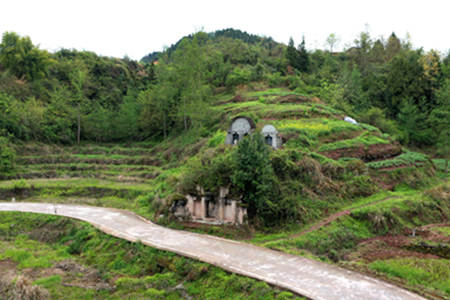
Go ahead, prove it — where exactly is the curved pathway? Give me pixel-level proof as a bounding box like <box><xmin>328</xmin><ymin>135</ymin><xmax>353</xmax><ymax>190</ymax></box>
<box><xmin>0</xmin><ymin>202</ymin><xmax>424</xmax><ymax>300</ymax></box>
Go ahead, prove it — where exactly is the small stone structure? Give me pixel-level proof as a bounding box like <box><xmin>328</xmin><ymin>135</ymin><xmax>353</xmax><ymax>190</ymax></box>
<box><xmin>174</xmin><ymin>187</ymin><xmax>247</xmax><ymax>225</ymax></box>
<box><xmin>225</xmin><ymin>116</ymin><xmax>256</xmax><ymax>145</ymax></box>
<box><xmin>344</xmin><ymin>116</ymin><xmax>358</xmax><ymax>125</ymax></box>
<box><xmin>261</xmin><ymin>124</ymin><xmax>282</xmax><ymax>149</ymax></box>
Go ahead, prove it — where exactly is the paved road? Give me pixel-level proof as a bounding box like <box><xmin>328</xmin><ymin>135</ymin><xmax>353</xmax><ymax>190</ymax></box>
<box><xmin>0</xmin><ymin>202</ymin><xmax>424</xmax><ymax>300</ymax></box>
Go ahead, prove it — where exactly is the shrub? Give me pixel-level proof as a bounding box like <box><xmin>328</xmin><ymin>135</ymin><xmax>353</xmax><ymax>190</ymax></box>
<box><xmin>265</xmin><ymin>72</ymin><xmax>286</xmax><ymax>87</ymax></box>
<box><xmin>225</xmin><ymin>66</ymin><xmax>252</xmax><ymax>87</ymax></box>
<box><xmin>345</xmin><ymin>175</ymin><xmax>378</xmax><ymax>198</ymax></box>
<box><xmin>14</xmin><ymin>276</ymin><xmax>50</xmax><ymax>300</ymax></box>
<box><xmin>179</xmin><ymin>147</ymin><xmax>234</xmax><ymax>194</ymax></box>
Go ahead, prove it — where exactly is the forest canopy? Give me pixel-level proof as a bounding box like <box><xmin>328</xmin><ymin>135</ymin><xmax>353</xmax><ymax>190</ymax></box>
<box><xmin>0</xmin><ymin>29</ymin><xmax>448</xmax><ymax>152</ymax></box>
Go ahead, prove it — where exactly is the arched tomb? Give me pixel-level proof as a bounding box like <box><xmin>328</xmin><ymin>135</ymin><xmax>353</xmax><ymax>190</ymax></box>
<box><xmin>261</xmin><ymin>124</ymin><xmax>281</xmax><ymax>149</ymax></box>
<box><xmin>225</xmin><ymin>116</ymin><xmax>256</xmax><ymax>145</ymax></box>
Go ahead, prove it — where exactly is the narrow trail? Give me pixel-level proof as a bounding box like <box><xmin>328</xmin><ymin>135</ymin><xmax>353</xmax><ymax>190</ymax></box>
<box><xmin>288</xmin><ymin>196</ymin><xmax>400</xmax><ymax>239</ymax></box>
<box><xmin>0</xmin><ymin>202</ymin><xmax>424</xmax><ymax>300</ymax></box>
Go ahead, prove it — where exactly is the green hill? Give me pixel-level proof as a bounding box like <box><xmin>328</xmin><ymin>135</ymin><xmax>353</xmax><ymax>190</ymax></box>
<box><xmin>0</xmin><ymin>29</ymin><xmax>449</xmax><ymax>299</ymax></box>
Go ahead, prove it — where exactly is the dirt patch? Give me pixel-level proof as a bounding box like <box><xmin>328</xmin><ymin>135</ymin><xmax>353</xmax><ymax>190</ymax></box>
<box><xmin>0</xmin><ymin>259</ymin><xmax>18</xmax><ymax>280</ymax></box>
<box><xmin>320</xmin><ymin>130</ymin><xmax>362</xmax><ymax>144</ymax></box>
<box><xmin>0</xmin><ymin>257</ymin><xmax>111</xmax><ymax>294</ymax></box>
<box><xmin>274</xmin><ymin>94</ymin><xmax>312</xmax><ymax>104</ymax></box>
<box><xmin>322</xmin><ymin>143</ymin><xmax>402</xmax><ymax>162</ymax></box>
<box><xmin>372</xmin><ymin>173</ymin><xmax>397</xmax><ymax>190</ymax></box>
<box><xmin>417</xmin><ymin>223</ymin><xmax>450</xmax><ymax>243</ymax></box>
<box><xmin>349</xmin><ymin>235</ymin><xmax>442</xmax><ymax>262</ymax></box>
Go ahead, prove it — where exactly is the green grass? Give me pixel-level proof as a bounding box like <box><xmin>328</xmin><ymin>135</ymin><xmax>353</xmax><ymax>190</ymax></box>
<box><xmin>0</xmin><ymin>178</ymin><xmax>153</xmax><ymax>193</ymax></box>
<box><xmin>318</xmin><ymin>132</ymin><xmax>389</xmax><ymax>152</ymax></box>
<box><xmin>215</xmin><ymin>99</ymin><xmax>341</xmax><ymax>120</ymax></box>
<box><xmin>431</xmin><ymin>226</ymin><xmax>450</xmax><ymax>237</ymax></box>
<box><xmin>274</xmin><ymin>118</ymin><xmax>359</xmax><ymax>135</ymax></box>
<box><xmin>17</xmin><ymin>154</ymin><xmax>159</xmax><ymax>166</ymax></box>
<box><xmin>367</xmin><ymin>151</ymin><xmax>429</xmax><ymax>169</ymax></box>
<box><xmin>245</xmin><ymin>87</ymin><xmax>293</xmax><ymax>97</ymax></box>
<box><xmin>25</xmin><ymin>163</ymin><xmax>161</xmax><ymax>172</ymax></box>
<box><xmin>0</xmin><ymin>212</ymin><xmax>305</xmax><ymax>299</ymax></box>
<box><xmin>432</xmin><ymin>158</ymin><xmax>448</xmax><ymax>173</ymax></box>
<box><xmin>262</xmin><ymin>185</ymin><xmax>449</xmax><ymax>261</ymax></box>
<box><xmin>369</xmin><ymin>258</ymin><xmax>450</xmax><ymax>296</ymax></box>
<box><xmin>0</xmin><ymin>234</ymin><xmax>70</xmax><ymax>268</ymax></box>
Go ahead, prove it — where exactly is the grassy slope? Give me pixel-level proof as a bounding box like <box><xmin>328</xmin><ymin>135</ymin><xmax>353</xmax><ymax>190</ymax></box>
<box><xmin>0</xmin><ymin>213</ymin><xmax>302</xmax><ymax>299</ymax></box>
<box><xmin>1</xmin><ymin>87</ymin><xmax>447</xmax><ymax>299</ymax></box>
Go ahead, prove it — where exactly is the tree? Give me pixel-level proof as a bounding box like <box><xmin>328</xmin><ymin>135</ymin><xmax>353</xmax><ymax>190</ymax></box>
<box><xmin>341</xmin><ymin>67</ymin><xmax>369</xmax><ymax>111</ymax></box>
<box><xmin>369</xmin><ymin>39</ymin><xmax>385</xmax><ymax>64</ymax></box>
<box><xmin>138</xmin><ymin>76</ymin><xmax>176</xmax><ymax>139</ymax></box>
<box><xmin>420</xmin><ymin>50</ymin><xmax>443</xmax><ymax>96</ymax></box>
<box><xmin>44</xmin><ymin>87</ymin><xmax>75</xmax><ymax>143</ymax></box>
<box><xmin>232</xmin><ymin>133</ymin><xmax>277</xmax><ymax>221</ymax></box>
<box><xmin>172</xmin><ymin>33</ymin><xmax>211</xmax><ymax>131</ymax></box>
<box><xmin>429</xmin><ymin>78</ymin><xmax>450</xmax><ymax>172</ymax></box>
<box><xmin>0</xmin><ymin>136</ymin><xmax>16</xmax><ymax>175</ymax></box>
<box><xmin>286</xmin><ymin>37</ymin><xmax>299</xmax><ymax>70</ymax></box>
<box><xmin>385</xmin><ymin>33</ymin><xmax>402</xmax><ymax>61</ymax></box>
<box><xmin>353</xmin><ymin>30</ymin><xmax>372</xmax><ymax>72</ymax></box>
<box><xmin>325</xmin><ymin>33</ymin><xmax>340</xmax><ymax>52</ymax></box>
<box><xmin>297</xmin><ymin>36</ymin><xmax>310</xmax><ymax>72</ymax></box>
<box><xmin>0</xmin><ymin>32</ymin><xmax>53</xmax><ymax>81</ymax></box>
<box><xmin>69</xmin><ymin>65</ymin><xmax>88</xmax><ymax>144</ymax></box>
<box><xmin>397</xmin><ymin>99</ymin><xmax>433</xmax><ymax>145</ymax></box>
<box><xmin>385</xmin><ymin>50</ymin><xmax>426</xmax><ymax>116</ymax></box>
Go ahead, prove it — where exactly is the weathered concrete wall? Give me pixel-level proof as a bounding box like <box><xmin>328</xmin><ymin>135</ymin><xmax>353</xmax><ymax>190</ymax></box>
<box><xmin>183</xmin><ymin>186</ymin><xmax>247</xmax><ymax>225</ymax></box>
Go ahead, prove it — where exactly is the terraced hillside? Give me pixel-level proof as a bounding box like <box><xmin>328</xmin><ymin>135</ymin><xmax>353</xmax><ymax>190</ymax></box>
<box><xmin>1</xmin><ymin>89</ymin><xmax>434</xmax><ymax>216</ymax></box>
<box><xmin>0</xmin><ymin>143</ymin><xmax>166</xmax><ymax>220</ymax></box>
<box><xmin>215</xmin><ymin>89</ymin><xmax>414</xmax><ymax>164</ymax></box>
<box><xmin>1</xmin><ymin>88</ymin><xmax>447</xmax><ymax>299</ymax></box>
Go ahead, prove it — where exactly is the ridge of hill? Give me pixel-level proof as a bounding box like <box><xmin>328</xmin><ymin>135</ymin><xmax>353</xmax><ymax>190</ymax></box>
<box><xmin>141</xmin><ymin>28</ymin><xmax>277</xmax><ymax>63</ymax></box>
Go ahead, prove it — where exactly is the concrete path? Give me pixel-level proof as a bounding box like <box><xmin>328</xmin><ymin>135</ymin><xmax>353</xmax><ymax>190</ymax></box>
<box><xmin>0</xmin><ymin>202</ymin><xmax>424</xmax><ymax>300</ymax></box>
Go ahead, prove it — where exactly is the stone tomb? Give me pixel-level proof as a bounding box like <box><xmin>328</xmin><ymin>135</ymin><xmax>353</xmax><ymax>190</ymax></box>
<box><xmin>261</xmin><ymin>124</ymin><xmax>281</xmax><ymax>149</ymax></box>
<box><xmin>175</xmin><ymin>187</ymin><xmax>247</xmax><ymax>225</ymax></box>
<box><xmin>225</xmin><ymin>116</ymin><xmax>256</xmax><ymax>145</ymax></box>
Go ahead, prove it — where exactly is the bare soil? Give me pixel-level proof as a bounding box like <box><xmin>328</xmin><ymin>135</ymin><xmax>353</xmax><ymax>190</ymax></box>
<box><xmin>322</xmin><ymin>143</ymin><xmax>402</xmax><ymax>162</ymax></box>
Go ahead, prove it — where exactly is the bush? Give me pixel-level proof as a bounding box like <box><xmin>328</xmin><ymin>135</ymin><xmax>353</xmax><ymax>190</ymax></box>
<box><xmin>358</xmin><ymin>107</ymin><xmax>401</xmax><ymax>138</ymax></box>
<box><xmin>179</xmin><ymin>147</ymin><xmax>234</xmax><ymax>194</ymax></box>
<box><xmin>265</xmin><ymin>72</ymin><xmax>286</xmax><ymax>87</ymax></box>
<box><xmin>346</xmin><ymin>175</ymin><xmax>378</xmax><ymax>198</ymax></box>
<box><xmin>225</xmin><ymin>66</ymin><xmax>252</xmax><ymax>87</ymax></box>
<box><xmin>0</xmin><ymin>136</ymin><xmax>16</xmax><ymax>174</ymax></box>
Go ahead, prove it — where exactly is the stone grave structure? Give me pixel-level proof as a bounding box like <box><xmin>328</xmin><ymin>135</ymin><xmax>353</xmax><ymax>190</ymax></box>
<box><xmin>173</xmin><ymin>187</ymin><xmax>247</xmax><ymax>225</ymax></box>
<box><xmin>225</xmin><ymin>116</ymin><xmax>256</xmax><ymax>145</ymax></box>
<box><xmin>261</xmin><ymin>124</ymin><xmax>281</xmax><ymax>149</ymax></box>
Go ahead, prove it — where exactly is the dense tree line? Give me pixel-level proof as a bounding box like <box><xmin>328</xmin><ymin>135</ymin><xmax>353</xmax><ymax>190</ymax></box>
<box><xmin>0</xmin><ymin>29</ymin><xmax>448</xmax><ymax>158</ymax></box>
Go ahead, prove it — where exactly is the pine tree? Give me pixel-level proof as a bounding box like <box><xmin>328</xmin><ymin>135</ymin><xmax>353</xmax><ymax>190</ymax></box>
<box><xmin>232</xmin><ymin>133</ymin><xmax>276</xmax><ymax>221</ymax></box>
<box><xmin>286</xmin><ymin>37</ymin><xmax>299</xmax><ymax>71</ymax></box>
<box><xmin>297</xmin><ymin>36</ymin><xmax>310</xmax><ymax>72</ymax></box>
